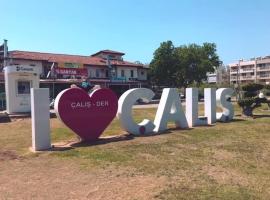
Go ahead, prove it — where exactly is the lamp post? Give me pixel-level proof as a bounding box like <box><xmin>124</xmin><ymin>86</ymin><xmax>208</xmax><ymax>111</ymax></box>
<box><xmin>235</xmin><ymin>61</ymin><xmax>241</xmax><ymax>101</ymax></box>
<box><xmin>254</xmin><ymin>59</ymin><xmax>257</xmax><ymax>83</ymax></box>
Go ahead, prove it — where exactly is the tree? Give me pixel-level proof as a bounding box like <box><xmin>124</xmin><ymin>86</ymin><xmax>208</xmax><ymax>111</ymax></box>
<box><xmin>149</xmin><ymin>41</ymin><xmax>178</xmax><ymax>87</ymax></box>
<box><xmin>237</xmin><ymin>83</ymin><xmax>266</xmax><ymax>117</ymax></box>
<box><xmin>149</xmin><ymin>41</ymin><xmax>220</xmax><ymax>87</ymax></box>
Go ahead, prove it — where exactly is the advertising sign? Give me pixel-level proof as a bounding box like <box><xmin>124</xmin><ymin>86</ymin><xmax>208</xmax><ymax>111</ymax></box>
<box><xmin>55</xmin><ymin>68</ymin><xmax>88</xmax><ymax>76</ymax></box>
<box><xmin>58</xmin><ymin>62</ymin><xmax>83</xmax><ymax>68</ymax></box>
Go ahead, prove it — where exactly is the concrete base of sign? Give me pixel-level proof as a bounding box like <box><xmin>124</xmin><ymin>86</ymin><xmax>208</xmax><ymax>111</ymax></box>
<box><xmin>31</xmin><ymin>88</ymin><xmax>51</xmax><ymax>151</ymax></box>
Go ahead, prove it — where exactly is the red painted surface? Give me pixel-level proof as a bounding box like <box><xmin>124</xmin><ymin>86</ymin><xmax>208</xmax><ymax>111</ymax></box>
<box><xmin>55</xmin><ymin>88</ymin><xmax>118</xmax><ymax>141</ymax></box>
<box><xmin>55</xmin><ymin>68</ymin><xmax>88</xmax><ymax>76</ymax></box>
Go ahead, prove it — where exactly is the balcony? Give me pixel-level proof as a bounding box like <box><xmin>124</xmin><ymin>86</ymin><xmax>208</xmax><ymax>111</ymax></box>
<box><xmin>257</xmin><ymin>67</ymin><xmax>270</xmax><ymax>71</ymax></box>
<box><xmin>240</xmin><ymin>68</ymin><xmax>254</xmax><ymax>73</ymax></box>
<box><xmin>230</xmin><ymin>69</ymin><xmax>238</xmax><ymax>74</ymax></box>
<box><xmin>257</xmin><ymin>74</ymin><xmax>270</xmax><ymax>79</ymax></box>
<box><xmin>240</xmin><ymin>76</ymin><xmax>255</xmax><ymax>80</ymax></box>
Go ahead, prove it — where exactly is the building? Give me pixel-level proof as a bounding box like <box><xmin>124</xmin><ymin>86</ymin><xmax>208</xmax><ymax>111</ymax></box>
<box><xmin>206</xmin><ymin>65</ymin><xmax>230</xmax><ymax>85</ymax></box>
<box><xmin>0</xmin><ymin>48</ymin><xmax>149</xmax><ymax>98</ymax></box>
<box><xmin>206</xmin><ymin>72</ymin><xmax>217</xmax><ymax>83</ymax></box>
<box><xmin>229</xmin><ymin>56</ymin><xmax>270</xmax><ymax>85</ymax></box>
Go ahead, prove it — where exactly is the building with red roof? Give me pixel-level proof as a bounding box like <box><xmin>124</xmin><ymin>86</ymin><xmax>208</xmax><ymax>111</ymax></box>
<box><xmin>0</xmin><ymin>49</ymin><xmax>149</xmax><ymax>98</ymax></box>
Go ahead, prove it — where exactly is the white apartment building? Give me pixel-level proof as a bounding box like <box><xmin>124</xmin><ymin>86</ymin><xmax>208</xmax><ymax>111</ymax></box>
<box><xmin>229</xmin><ymin>56</ymin><xmax>270</xmax><ymax>85</ymax></box>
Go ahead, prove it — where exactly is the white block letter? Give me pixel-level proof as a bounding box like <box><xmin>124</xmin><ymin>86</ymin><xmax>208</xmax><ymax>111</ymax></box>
<box><xmin>117</xmin><ymin>88</ymin><xmax>155</xmax><ymax>135</ymax></box>
<box><xmin>186</xmin><ymin>88</ymin><xmax>209</xmax><ymax>127</ymax></box>
<box><xmin>31</xmin><ymin>88</ymin><xmax>51</xmax><ymax>151</ymax></box>
<box><xmin>216</xmin><ymin>88</ymin><xmax>234</xmax><ymax>122</ymax></box>
<box><xmin>154</xmin><ymin>88</ymin><xmax>188</xmax><ymax>132</ymax></box>
<box><xmin>204</xmin><ymin>88</ymin><xmax>216</xmax><ymax>124</ymax></box>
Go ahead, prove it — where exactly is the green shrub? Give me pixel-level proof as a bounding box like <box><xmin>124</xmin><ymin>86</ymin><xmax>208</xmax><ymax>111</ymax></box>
<box><xmin>241</xmin><ymin>83</ymin><xmax>264</xmax><ymax>92</ymax></box>
<box><xmin>237</xmin><ymin>83</ymin><xmax>265</xmax><ymax>116</ymax></box>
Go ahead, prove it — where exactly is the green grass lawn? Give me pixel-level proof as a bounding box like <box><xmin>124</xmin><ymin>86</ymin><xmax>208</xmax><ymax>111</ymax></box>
<box><xmin>0</xmin><ymin>104</ymin><xmax>270</xmax><ymax>199</ymax></box>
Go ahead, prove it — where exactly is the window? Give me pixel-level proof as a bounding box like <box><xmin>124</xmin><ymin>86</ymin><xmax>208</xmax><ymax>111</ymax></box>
<box><xmin>96</xmin><ymin>69</ymin><xmax>100</xmax><ymax>78</ymax></box>
<box><xmin>17</xmin><ymin>81</ymin><xmax>31</xmax><ymax>95</ymax></box>
<box><xmin>141</xmin><ymin>71</ymin><xmax>144</xmax><ymax>75</ymax></box>
<box><xmin>105</xmin><ymin>69</ymin><xmax>109</xmax><ymax>78</ymax></box>
<box><xmin>121</xmin><ymin>70</ymin><xmax>125</xmax><ymax>77</ymax></box>
<box><xmin>130</xmin><ymin>70</ymin><xmax>134</xmax><ymax>78</ymax></box>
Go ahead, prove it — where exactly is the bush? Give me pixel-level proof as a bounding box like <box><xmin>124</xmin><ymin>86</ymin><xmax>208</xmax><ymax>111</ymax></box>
<box><xmin>264</xmin><ymin>84</ymin><xmax>270</xmax><ymax>90</ymax></box>
<box><xmin>238</xmin><ymin>98</ymin><xmax>255</xmax><ymax>108</ymax></box>
<box><xmin>237</xmin><ymin>83</ymin><xmax>265</xmax><ymax>117</ymax></box>
<box><xmin>241</xmin><ymin>83</ymin><xmax>264</xmax><ymax>92</ymax></box>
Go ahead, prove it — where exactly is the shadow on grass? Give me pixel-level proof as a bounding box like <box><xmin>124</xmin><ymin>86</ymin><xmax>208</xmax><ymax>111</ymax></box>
<box><xmin>49</xmin><ymin>134</ymin><xmax>134</xmax><ymax>151</ymax></box>
<box><xmin>50</xmin><ymin>117</ymin><xmax>256</xmax><ymax>151</ymax></box>
<box><xmin>51</xmin><ymin>127</ymin><xmax>196</xmax><ymax>150</ymax></box>
<box><xmin>50</xmin><ymin>145</ymin><xmax>74</xmax><ymax>151</ymax></box>
<box><xmin>123</xmin><ymin>126</ymin><xmax>195</xmax><ymax>138</ymax></box>
<box><xmin>229</xmin><ymin>118</ymin><xmax>246</xmax><ymax>122</ymax></box>
<box><xmin>253</xmin><ymin>114</ymin><xmax>270</xmax><ymax>118</ymax></box>
<box><xmin>70</xmin><ymin>134</ymin><xmax>135</xmax><ymax>148</ymax></box>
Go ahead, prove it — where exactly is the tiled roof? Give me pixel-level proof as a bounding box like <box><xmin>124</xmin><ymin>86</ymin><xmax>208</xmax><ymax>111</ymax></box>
<box><xmin>91</xmin><ymin>50</ymin><xmax>125</xmax><ymax>56</ymax></box>
<box><xmin>8</xmin><ymin>50</ymin><xmax>143</xmax><ymax>68</ymax></box>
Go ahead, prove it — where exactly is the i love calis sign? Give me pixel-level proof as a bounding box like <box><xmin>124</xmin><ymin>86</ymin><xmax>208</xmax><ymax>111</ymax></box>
<box><xmin>55</xmin><ymin>87</ymin><xmax>234</xmax><ymax>142</ymax></box>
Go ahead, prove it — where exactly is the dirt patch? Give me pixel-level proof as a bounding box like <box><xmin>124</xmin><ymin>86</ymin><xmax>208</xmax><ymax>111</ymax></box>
<box><xmin>85</xmin><ymin>175</ymin><xmax>166</xmax><ymax>200</ymax></box>
<box><xmin>0</xmin><ymin>157</ymin><xmax>167</xmax><ymax>200</ymax></box>
<box><xmin>212</xmin><ymin>149</ymin><xmax>236</xmax><ymax>161</ymax></box>
<box><xmin>203</xmin><ymin>165</ymin><xmax>249</xmax><ymax>186</ymax></box>
<box><xmin>174</xmin><ymin>143</ymin><xmax>198</xmax><ymax>151</ymax></box>
<box><xmin>0</xmin><ymin>150</ymin><xmax>21</xmax><ymax>161</ymax></box>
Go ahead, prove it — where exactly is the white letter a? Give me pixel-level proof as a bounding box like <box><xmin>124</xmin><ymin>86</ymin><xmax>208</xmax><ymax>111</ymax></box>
<box><xmin>154</xmin><ymin>88</ymin><xmax>188</xmax><ymax>133</ymax></box>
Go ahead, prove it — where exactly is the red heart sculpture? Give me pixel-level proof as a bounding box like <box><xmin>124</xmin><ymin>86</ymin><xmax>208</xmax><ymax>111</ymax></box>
<box><xmin>54</xmin><ymin>88</ymin><xmax>118</xmax><ymax>141</ymax></box>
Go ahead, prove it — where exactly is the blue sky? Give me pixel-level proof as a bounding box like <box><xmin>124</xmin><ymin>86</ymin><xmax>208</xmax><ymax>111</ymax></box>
<box><xmin>1</xmin><ymin>0</ymin><xmax>270</xmax><ymax>65</ymax></box>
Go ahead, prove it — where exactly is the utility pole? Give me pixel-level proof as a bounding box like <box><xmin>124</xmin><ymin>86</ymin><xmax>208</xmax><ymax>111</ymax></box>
<box><xmin>254</xmin><ymin>58</ymin><xmax>257</xmax><ymax>83</ymax></box>
<box><xmin>3</xmin><ymin>39</ymin><xmax>8</xmax><ymax>67</ymax></box>
<box><xmin>236</xmin><ymin>60</ymin><xmax>241</xmax><ymax>101</ymax></box>
<box><xmin>107</xmin><ymin>55</ymin><xmax>112</xmax><ymax>82</ymax></box>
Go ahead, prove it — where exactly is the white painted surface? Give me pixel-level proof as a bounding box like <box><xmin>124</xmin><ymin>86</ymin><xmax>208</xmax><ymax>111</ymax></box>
<box><xmin>87</xmin><ymin>66</ymin><xmax>108</xmax><ymax>78</ymax></box>
<box><xmin>31</xmin><ymin>88</ymin><xmax>51</xmax><ymax>151</ymax></box>
<box><xmin>9</xmin><ymin>59</ymin><xmax>43</xmax><ymax>76</ymax></box>
<box><xmin>216</xmin><ymin>88</ymin><xmax>234</xmax><ymax>122</ymax></box>
<box><xmin>137</xmin><ymin>68</ymin><xmax>147</xmax><ymax>81</ymax></box>
<box><xmin>204</xmin><ymin>88</ymin><xmax>216</xmax><ymax>124</ymax></box>
<box><xmin>116</xmin><ymin>66</ymin><xmax>138</xmax><ymax>80</ymax></box>
<box><xmin>4</xmin><ymin>65</ymin><xmax>41</xmax><ymax>114</ymax></box>
<box><xmin>154</xmin><ymin>88</ymin><xmax>188</xmax><ymax>132</ymax></box>
<box><xmin>185</xmin><ymin>88</ymin><xmax>208</xmax><ymax>127</ymax></box>
<box><xmin>117</xmin><ymin>88</ymin><xmax>155</xmax><ymax>135</ymax></box>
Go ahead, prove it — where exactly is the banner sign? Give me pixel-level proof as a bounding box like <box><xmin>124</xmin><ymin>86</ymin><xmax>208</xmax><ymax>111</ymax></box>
<box><xmin>58</xmin><ymin>62</ymin><xmax>84</xmax><ymax>69</ymax></box>
<box><xmin>55</xmin><ymin>68</ymin><xmax>88</xmax><ymax>76</ymax></box>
